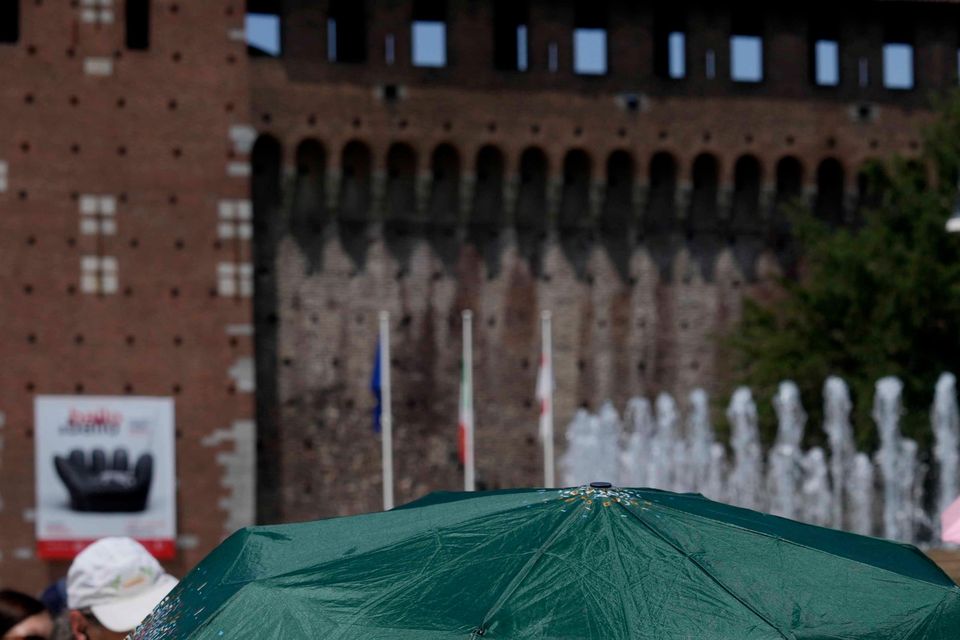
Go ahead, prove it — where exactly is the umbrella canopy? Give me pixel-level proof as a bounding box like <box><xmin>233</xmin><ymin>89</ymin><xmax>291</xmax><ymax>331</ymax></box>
<box><xmin>134</xmin><ymin>485</ymin><xmax>960</xmax><ymax>639</ymax></box>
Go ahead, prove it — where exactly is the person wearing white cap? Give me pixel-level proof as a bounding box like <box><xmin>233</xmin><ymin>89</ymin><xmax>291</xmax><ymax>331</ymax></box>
<box><xmin>65</xmin><ymin>537</ymin><xmax>177</xmax><ymax>639</ymax></box>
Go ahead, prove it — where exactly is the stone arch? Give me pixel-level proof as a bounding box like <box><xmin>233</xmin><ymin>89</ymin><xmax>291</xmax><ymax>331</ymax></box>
<box><xmin>472</xmin><ymin>145</ymin><xmax>504</xmax><ymax>228</ymax></box>
<box><xmin>339</xmin><ymin>139</ymin><xmax>372</xmax><ymax>222</ymax></box>
<box><xmin>600</xmin><ymin>149</ymin><xmax>634</xmax><ymax>235</ymax></box>
<box><xmin>428</xmin><ymin>143</ymin><xmax>460</xmax><ymax>227</ymax></box>
<box><xmin>291</xmin><ymin>139</ymin><xmax>327</xmax><ymax>236</ymax></box>
<box><xmin>857</xmin><ymin>158</ymin><xmax>889</xmax><ymax>215</ymax></box>
<box><xmin>250</xmin><ymin>133</ymin><xmax>283</xmax><ymax>523</ymax></box>
<box><xmin>385</xmin><ymin>142</ymin><xmax>418</xmax><ymax>225</ymax></box>
<box><xmin>689</xmin><ymin>152</ymin><xmax>720</xmax><ymax>234</ymax></box>
<box><xmin>644</xmin><ymin>151</ymin><xmax>677</xmax><ymax>235</ymax></box>
<box><xmin>771</xmin><ymin>155</ymin><xmax>803</xmax><ymax>253</ymax></box>
<box><xmin>730</xmin><ymin>154</ymin><xmax>762</xmax><ymax>234</ymax></box>
<box><xmin>516</xmin><ymin>146</ymin><xmax>548</xmax><ymax>232</ymax></box>
<box><xmin>815</xmin><ymin>157</ymin><xmax>845</xmax><ymax>225</ymax></box>
<box><xmin>559</xmin><ymin>148</ymin><xmax>592</xmax><ymax>231</ymax></box>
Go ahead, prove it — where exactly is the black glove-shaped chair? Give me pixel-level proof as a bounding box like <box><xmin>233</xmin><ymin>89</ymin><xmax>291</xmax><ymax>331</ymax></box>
<box><xmin>54</xmin><ymin>448</ymin><xmax>153</xmax><ymax>512</ymax></box>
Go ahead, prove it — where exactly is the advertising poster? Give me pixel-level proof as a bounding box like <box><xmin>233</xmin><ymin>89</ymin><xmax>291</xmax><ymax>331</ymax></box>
<box><xmin>34</xmin><ymin>396</ymin><xmax>176</xmax><ymax>560</ymax></box>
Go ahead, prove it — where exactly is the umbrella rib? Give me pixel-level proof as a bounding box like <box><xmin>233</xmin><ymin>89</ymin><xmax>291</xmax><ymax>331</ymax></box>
<box><xmin>617</xmin><ymin>502</ymin><xmax>791</xmax><ymax>640</ymax></box>
<box><xmin>473</xmin><ymin>502</ymin><xmax>583</xmax><ymax>637</ymax></box>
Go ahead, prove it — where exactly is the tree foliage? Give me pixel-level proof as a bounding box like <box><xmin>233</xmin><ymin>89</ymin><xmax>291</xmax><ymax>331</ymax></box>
<box><xmin>729</xmin><ymin>93</ymin><xmax>960</xmax><ymax>450</ymax></box>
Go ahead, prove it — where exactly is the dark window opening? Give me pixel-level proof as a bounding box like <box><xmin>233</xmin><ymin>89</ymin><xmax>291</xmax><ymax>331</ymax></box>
<box><xmin>730</xmin><ymin>12</ymin><xmax>763</xmax><ymax>83</ymax></box>
<box><xmin>775</xmin><ymin>156</ymin><xmax>803</xmax><ymax>206</ymax></box>
<box><xmin>493</xmin><ymin>0</ymin><xmax>529</xmax><ymax>71</ymax></box>
<box><xmin>0</xmin><ymin>0</ymin><xmax>19</xmax><ymax>43</ymax></box>
<box><xmin>328</xmin><ymin>0</ymin><xmax>366</xmax><ymax>63</ymax></box>
<box><xmin>883</xmin><ymin>20</ymin><xmax>914</xmax><ymax>90</ymax></box>
<box><xmin>412</xmin><ymin>0</ymin><xmax>447</xmax><ymax>67</ymax></box>
<box><xmin>573</xmin><ymin>0</ymin><xmax>607</xmax><ymax>75</ymax></box>
<box><xmin>126</xmin><ymin>0</ymin><xmax>150</xmax><ymax>50</ymax></box>
<box><xmin>654</xmin><ymin>9</ymin><xmax>686</xmax><ymax>80</ymax></box>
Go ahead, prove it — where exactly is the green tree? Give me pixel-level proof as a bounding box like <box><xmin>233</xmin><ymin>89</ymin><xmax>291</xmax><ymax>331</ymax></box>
<box><xmin>729</xmin><ymin>93</ymin><xmax>960</xmax><ymax>449</ymax></box>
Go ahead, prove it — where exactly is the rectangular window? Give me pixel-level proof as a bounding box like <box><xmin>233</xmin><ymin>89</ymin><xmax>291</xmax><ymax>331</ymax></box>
<box><xmin>731</xmin><ymin>35</ymin><xmax>763</xmax><ymax>82</ymax></box>
<box><xmin>859</xmin><ymin>57</ymin><xmax>870</xmax><ymax>87</ymax></box>
<box><xmin>573</xmin><ymin>29</ymin><xmax>607</xmax><ymax>75</ymax></box>
<box><xmin>668</xmin><ymin>32</ymin><xmax>686</xmax><ymax>79</ymax></box>
<box><xmin>493</xmin><ymin>0</ymin><xmax>529</xmax><ymax>71</ymax></box>
<box><xmin>705</xmin><ymin>49</ymin><xmax>717</xmax><ymax>79</ymax></box>
<box><xmin>654</xmin><ymin>10</ymin><xmax>685</xmax><ymax>80</ymax></box>
<box><xmin>548</xmin><ymin>41</ymin><xmax>559</xmax><ymax>72</ymax></box>
<box><xmin>412</xmin><ymin>0</ymin><xmax>447</xmax><ymax>67</ymax></box>
<box><xmin>883</xmin><ymin>43</ymin><xmax>914</xmax><ymax>89</ymax></box>
<box><xmin>412</xmin><ymin>21</ymin><xmax>446</xmax><ymax>67</ymax></box>
<box><xmin>125</xmin><ymin>0</ymin><xmax>150</xmax><ymax>50</ymax></box>
<box><xmin>573</xmin><ymin>0</ymin><xmax>607</xmax><ymax>75</ymax></box>
<box><xmin>0</xmin><ymin>0</ymin><xmax>19</xmax><ymax>43</ymax></box>
<box><xmin>815</xmin><ymin>40</ymin><xmax>839</xmax><ymax>86</ymax></box>
<box><xmin>328</xmin><ymin>1</ymin><xmax>367</xmax><ymax>63</ymax></box>
<box><xmin>246</xmin><ymin>13</ymin><xmax>281</xmax><ymax>57</ymax></box>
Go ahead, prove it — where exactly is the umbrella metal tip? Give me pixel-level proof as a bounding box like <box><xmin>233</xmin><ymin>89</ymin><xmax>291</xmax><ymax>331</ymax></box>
<box><xmin>590</xmin><ymin>481</ymin><xmax>613</xmax><ymax>489</ymax></box>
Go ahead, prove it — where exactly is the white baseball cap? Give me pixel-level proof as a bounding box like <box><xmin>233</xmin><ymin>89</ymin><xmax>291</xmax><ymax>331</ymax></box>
<box><xmin>67</xmin><ymin>537</ymin><xmax>178</xmax><ymax>633</ymax></box>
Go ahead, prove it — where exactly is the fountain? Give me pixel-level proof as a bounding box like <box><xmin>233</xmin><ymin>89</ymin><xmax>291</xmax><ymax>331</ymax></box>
<box><xmin>560</xmin><ymin>372</ymin><xmax>957</xmax><ymax>546</ymax></box>
<box><xmin>768</xmin><ymin>381</ymin><xmax>807</xmax><ymax>519</ymax></box>
<box><xmin>619</xmin><ymin>398</ymin><xmax>655</xmax><ymax>487</ymax></box>
<box><xmin>933</xmin><ymin>372</ymin><xmax>960</xmax><ymax>540</ymax></box>
<box><xmin>652</xmin><ymin>393</ymin><xmax>683</xmax><ymax>492</ymax></box>
<box><xmin>727</xmin><ymin>387</ymin><xmax>764</xmax><ymax>511</ymax></box>
<box><xmin>823</xmin><ymin>376</ymin><xmax>855</xmax><ymax>530</ymax></box>
<box><xmin>848</xmin><ymin>453</ymin><xmax>876</xmax><ymax>536</ymax></box>
<box><xmin>800</xmin><ymin>447</ymin><xmax>832</xmax><ymax>527</ymax></box>
<box><xmin>686</xmin><ymin>389</ymin><xmax>716</xmax><ymax>496</ymax></box>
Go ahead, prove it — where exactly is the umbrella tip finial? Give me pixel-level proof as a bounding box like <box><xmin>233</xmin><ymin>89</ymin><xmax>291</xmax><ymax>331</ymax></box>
<box><xmin>590</xmin><ymin>481</ymin><xmax>613</xmax><ymax>489</ymax></box>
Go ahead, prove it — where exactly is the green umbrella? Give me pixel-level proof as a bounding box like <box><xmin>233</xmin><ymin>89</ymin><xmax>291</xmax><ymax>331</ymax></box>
<box><xmin>134</xmin><ymin>484</ymin><xmax>960</xmax><ymax>639</ymax></box>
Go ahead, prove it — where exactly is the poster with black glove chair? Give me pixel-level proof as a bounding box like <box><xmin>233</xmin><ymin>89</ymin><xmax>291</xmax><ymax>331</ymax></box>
<box><xmin>34</xmin><ymin>396</ymin><xmax>176</xmax><ymax>561</ymax></box>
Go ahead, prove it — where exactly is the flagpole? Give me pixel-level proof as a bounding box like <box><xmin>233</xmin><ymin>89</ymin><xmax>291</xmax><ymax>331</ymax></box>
<box><xmin>542</xmin><ymin>310</ymin><xmax>555</xmax><ymax>488</ymax></box>
<box><xmin>379</xmin><ymin>311</ymin><xmax>394</xmax><ymax>510</ymax></box>
<box><xmin>463</xmin><ymin>310</ymin><xmax>475</xmax><ymax>492</ymax></box>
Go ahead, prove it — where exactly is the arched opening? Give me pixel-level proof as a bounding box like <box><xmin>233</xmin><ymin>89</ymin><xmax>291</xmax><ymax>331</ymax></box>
<box><xmin>339</xmin><ymin>140</ymin><xmax>372</xmax><ymax>222</ymax></box>
<box><xmin>472</xmin><ymin>146</ymin><xmax>504</xmax><ymax>228</ymax></box>
<box><xmin>559</xmin><ymin>149</ymin><xmax>591</xmax><ymax>230</ymax></box>
<box><xmin>428</xmin><ymin>143</ymin><xmax>460</xmax><ymax>228</ymax></box>
<box><xmin>601</xmin><ymin>150</ymin><xmax>634</xmax><ymax>235</ymax></box>
<box><xmin>250</xmin><ymin>134</ymin><xmax>283</xmax><ymax>524</ymax></box>
<box><xmin>385</xmin><ymin>143</ymin><xmax>418</xmax><ymax>224</ymax></box>
<box><xmin>689</xmin><ymin>153</ymin><xmax>720</xmax><ymax>234</ymax></box>
<box><xmin>775</xmin><ymin>156</ymin><xmax>803</xmax><ymax>206</ymax></box>
<box><xmin>857</xmin><ymin>159</ymin><xmax>889</xmax><ymax>215</ymax></box>
<box><xmin>291</xmin><ymin>139</ymin><xmax>326</xmax><ymax>235</ymax></box>
<box><xmin>815</xmin><ymin>158</ymin><xmax>845</xmax><ymax>225</ymax></box>
<box><xmin>731</xmin><ymin>154</ymin><xmax>761</xmax><ymax>234</ymax></box>
<box><xmin>645</xmin><ymin>151</ymin><xmax>677</xmax><ymax>235</ymax></box>
<box><xmin>516</xmin><ymin>147</ymin><xmax>548</xmax><ymax>232</ymax></box>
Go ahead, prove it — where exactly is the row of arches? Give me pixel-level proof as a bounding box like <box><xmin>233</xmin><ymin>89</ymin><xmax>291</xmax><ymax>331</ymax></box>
<box><xmin>253</xmin><ymin>136</ymin><xmax>879</xmax><ymax>243</ymax></box>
